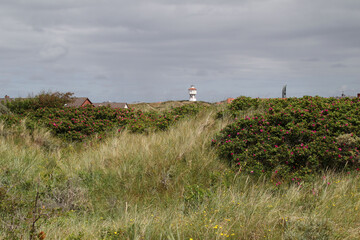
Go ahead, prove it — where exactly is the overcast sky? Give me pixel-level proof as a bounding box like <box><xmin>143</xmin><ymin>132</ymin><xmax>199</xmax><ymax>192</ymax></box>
<box><xmin>1</xmin><ymin>0</ymin><xmax>360</xmax><ymax>103</ymax></box>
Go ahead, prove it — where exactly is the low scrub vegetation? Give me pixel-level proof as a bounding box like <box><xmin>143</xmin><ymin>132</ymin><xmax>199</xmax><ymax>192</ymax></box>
<box><xmin>215</xmin><ymin>96</ymin><xmax>360</xmax><ymax>181</ymax></box>
<box><xmin>0</xmin><ymin>94</ymin><xmax>360</xmax><ymax>239</ymax></box>
<box><xmin>3</xmin><ymin>91</ymin><xmax>74</xmax><ymax>114</ymax></box>
<box><xmin>1</xmin><ymin>93</ymin><xmax>204</xmax><ymax>141</ymax></box>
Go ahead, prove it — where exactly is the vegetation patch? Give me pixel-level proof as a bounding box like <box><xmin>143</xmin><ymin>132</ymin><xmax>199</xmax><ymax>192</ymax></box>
<box><xmin>1</xmin><ymin>93</ymin><xmax>360</xmax><ymax>239</ymax></box>
<box><xmin>0</xmin><ymin>92</ymin><xmax>204</xmax><ymax>141</ymax></box>
<box><xmin>214</xmin><ymin>96</ymin><xmax>360</xmax><ymax>180</ymax></box>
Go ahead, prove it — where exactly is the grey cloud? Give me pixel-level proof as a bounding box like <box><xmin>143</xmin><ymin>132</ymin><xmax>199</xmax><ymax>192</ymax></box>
<box><xmin>302</xmin><ymin>58</ymin><xmax>320</xmax><ymax>62</ymax></box>
<box><xmin>1</xmin><ymin>0</ymin><xmax>360</xmax><ymax>102</ymax></box>
<box><xmin>39</xmin><ymin>43</ymin><xmax>68</xmax><ymax>62</ymax></box>
<box><xmin>331</xmin><ymin>63</ymin><xmax>347</xmax><ymax>68</ymax></box>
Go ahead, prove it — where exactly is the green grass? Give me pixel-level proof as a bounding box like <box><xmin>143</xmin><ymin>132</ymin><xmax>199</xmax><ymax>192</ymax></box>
<box><xmin>1</xmin><ymin>105</ymin><xmax>360</xmax><ymax>239</ymax></box>
<box><xmin>128</xmin><ymin>100</ymin><xmax>212</xmax><ymax>112</ymax></box>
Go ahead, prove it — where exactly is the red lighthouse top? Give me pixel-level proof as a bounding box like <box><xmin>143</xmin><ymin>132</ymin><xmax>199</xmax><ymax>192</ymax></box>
<box><xmin>188</xmin><ymin>85</ymin><xmax>197</xmax><ymax>90</ymax></box>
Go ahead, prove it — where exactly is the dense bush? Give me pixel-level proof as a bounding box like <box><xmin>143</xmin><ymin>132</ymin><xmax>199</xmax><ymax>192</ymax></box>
<box><xmin>214</xmin><ymin>96</ymin><xmax>360</xmax><ymax>179</ymax></box>
<box><xmin>0</xmin><ymin>114</ymin><xmax>21</xmax><ymax>126</ymax></box>
<box><xmin>4</xmin><ymin>98</ymin><xmax>36</xmax><ymax>114</ymax></box>
<box><xmin>5</xmin><ymin>91</ymin><xmax>74</xmax><ymax>114</ymax></box>
<box><xmin>0</xmin><ymin>103</ymin><xmax>203</xmax><ymax>141</ymax></box>
<box><xmin>228</xmin><ymin>96</ymin><xmax>262</xmax><ymax>113</ymax></box>
<box><xmin>34</xmin><ymin>91</ymin><xmax>74</xmax><ymax>109</ymax></box>
<box><xmin>170</xmin><ymin>103</ymin><xmax>201</xmax><ymax>116</ymax></box>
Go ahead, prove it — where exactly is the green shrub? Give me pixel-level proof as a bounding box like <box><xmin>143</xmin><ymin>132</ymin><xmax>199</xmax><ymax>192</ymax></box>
<box><xmin>0</xmin><ymin>114</ymin><xmax>21</xmax><ymax>126</ymax></box>
<box><xmin>170</xmin><ymin>103</ymin><xmax>202</xmax><ymax>117</ymax></box>
<box><xmin>214</xmin><ymin>97</ymin><xmax>360</xmax><ymax>180</ymax></box>
<box><xmin>228</xmin><ymin>96</ymin><xmax>262</xmax><ymax>115</ymax></box>
<box><xmin>0</xmin><ymin>92</ymin><xmax>206</xmax><ymax>142</ymax></box>
<box><xmin>22</xmin><ymin>103</ymin><xmax>203</xmax><ymax>141</ymax></box>
<box><xmin>5</xmin><ymin>98</ymin><xmax>37</xmax><ymax>114</ymax></box>
<box><xmin>34</xmin><ymin>91</ymin><xmax>74</xmax><ymax>109</ymax></box>
<box><xmin>5</xmin><ymin>91</ymin><xmax>74</xmax><ymax>114</ymax></box>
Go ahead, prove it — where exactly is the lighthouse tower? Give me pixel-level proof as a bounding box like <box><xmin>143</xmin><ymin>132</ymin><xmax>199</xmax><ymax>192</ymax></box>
<box><xmin>189</xmin><ymin>85</ymin><xmax>197</xmax><ymax>102</ymax></box>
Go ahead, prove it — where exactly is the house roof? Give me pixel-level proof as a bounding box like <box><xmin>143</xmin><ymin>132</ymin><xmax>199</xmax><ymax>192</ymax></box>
<box><xmin>66</xmin><ymin>97</ymin><xmax>93</xmax><ymax>107</ymax></box>
<box><xmin>93</xmin><ymin>102</ymin><xmax>128</xmax><ymax>109</ymax></box>
<box><xmin>227</xmin><ymin>98</ymin><xmax>235</xmax><ymax>104</ymax></box>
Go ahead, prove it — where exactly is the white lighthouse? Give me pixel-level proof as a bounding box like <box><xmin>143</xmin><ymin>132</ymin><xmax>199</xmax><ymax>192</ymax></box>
<box><xmin>189</xmin><ymin>85</ymin><xmax>197</xmax><ymax>102</ymax></box>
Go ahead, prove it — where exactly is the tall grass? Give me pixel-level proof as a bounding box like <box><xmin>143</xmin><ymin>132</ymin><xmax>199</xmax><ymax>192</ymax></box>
<box><xmin>128</xmin><ymin>100</ymin><xmax>212</xmax><ymax>112</ymax></box>
<box><xmin>1</xmin><ymin>106</ymin><xmax>360</xmax><ymax>239</ymax></box>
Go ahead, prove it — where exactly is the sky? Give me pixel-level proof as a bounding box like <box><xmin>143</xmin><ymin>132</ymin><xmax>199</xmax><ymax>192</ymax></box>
<box><xmin>1</xmin><ymin>0</ymin><xmax>360</xmax><ymax>103</ymax></box>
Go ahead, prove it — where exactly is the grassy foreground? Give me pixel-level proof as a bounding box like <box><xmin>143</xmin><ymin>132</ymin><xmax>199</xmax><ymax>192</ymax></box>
<box><xmin>1</xmin><ymin>106</ymin><xmax>360</xmax><ymax>239</ymax></box>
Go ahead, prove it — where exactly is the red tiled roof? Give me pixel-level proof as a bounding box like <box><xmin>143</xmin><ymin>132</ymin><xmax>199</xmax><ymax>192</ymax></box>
<box><xmin>66</xmin><ymin>97</ymin><xmax>93</xmax><ymax>107</ymax></box>
<box><xmin>227</xmin><ymin>98</ymin><xmax>235</xmax><ymax>103</ymax></box>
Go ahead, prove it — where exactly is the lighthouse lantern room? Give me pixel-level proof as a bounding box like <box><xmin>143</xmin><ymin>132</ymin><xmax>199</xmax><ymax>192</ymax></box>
<box><xmin>188</xmin><ymin>85</ymin><xmax>197</xmax><ymax>102</ymax></box>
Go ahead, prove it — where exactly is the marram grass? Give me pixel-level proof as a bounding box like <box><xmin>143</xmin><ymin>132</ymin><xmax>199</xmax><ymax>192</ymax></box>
<box><xmin>1</xmin><ymin>108</ymin><xmax>360</xmax><ymax>239</ymax></box>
